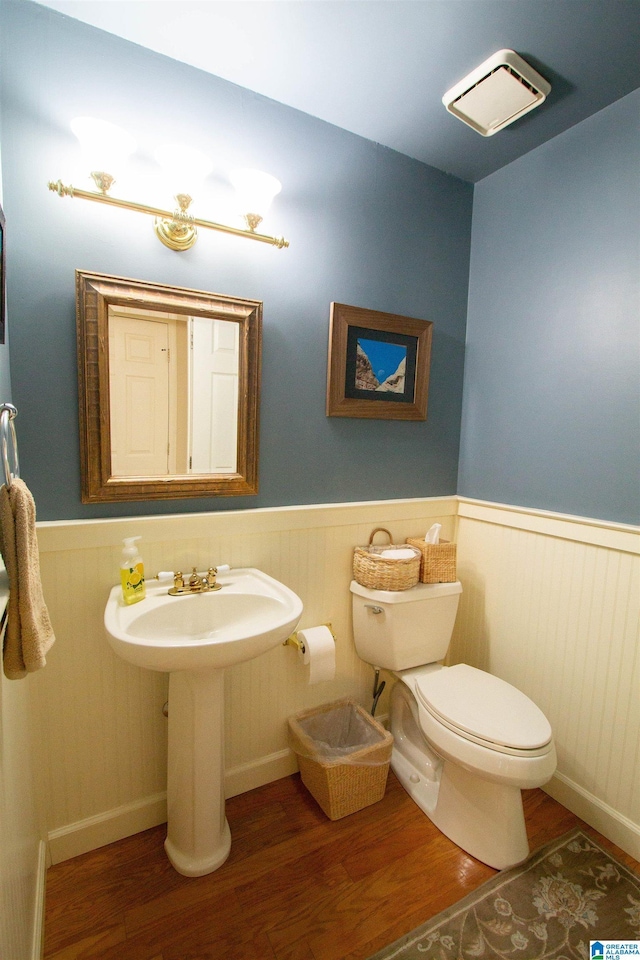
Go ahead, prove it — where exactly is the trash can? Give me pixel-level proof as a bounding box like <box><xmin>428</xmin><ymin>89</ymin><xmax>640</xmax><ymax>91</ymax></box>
<box><xmin>288</xmin><ymin>698</ymin><xmax>393</xmax><ymax>820</ymax></box>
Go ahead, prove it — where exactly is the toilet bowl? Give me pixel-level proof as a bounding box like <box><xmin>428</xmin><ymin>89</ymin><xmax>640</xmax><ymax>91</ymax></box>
<box><xmin>391</xmin><ymin>663</ymin><xmax>556</xmax><ymax>868</ymax></box>
<box><xmin>350</xmin><ymin>579</ymin><xmax>557</xmax><ymax>869</ymax></box>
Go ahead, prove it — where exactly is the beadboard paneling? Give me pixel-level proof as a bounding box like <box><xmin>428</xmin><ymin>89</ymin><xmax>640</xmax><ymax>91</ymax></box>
<box><xmin>31</xmin><ymin>498</ymin><xmax>456</xmax><ymax>862</ymax></box>
<box><xmin>29</xmin><ymin>496</ymin><xmax>639</xmax><ymax>863</ymax></box>
<box><xmin>0</xmin><ymin>578</ymin><xmax>45</xmax><ymax>959</ymax></box>
<box><xmin>452</xmin><ymin>499</ymin><xmax>639</xmax><ymax>856</ymax></box>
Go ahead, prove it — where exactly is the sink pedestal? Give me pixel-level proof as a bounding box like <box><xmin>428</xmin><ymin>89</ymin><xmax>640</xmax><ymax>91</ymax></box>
<box><xmin>164</xmin><ymin>668</ymin><xmax>231</xmax><ymax>877</ymax></box>
<box><xmin>104</xmin><ymin>568</ymin><xmax>303</xmax><ymax>877</ymax></box>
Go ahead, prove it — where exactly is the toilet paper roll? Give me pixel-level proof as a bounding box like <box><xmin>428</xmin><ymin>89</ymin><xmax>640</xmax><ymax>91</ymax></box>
<box><xmin>297</xmin><ymin>626</ymin><xmax>336</xmax><ymax>684</ymax></box>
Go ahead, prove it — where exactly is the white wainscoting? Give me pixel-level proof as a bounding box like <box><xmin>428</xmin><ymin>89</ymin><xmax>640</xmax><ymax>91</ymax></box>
<box><xmin>452</xmin><ymin>498</ymin><xmax>639</xmax><ymax>859</ymax></box>
<box><xmin>28</xmin><ymin>496</ymin><xmax>639</xmax><ymax>865</ymax></box>
<box><xmin>31</xmin><ymin>498</ymin><xmax>457</xmax><ymax>863</ymax></box>
<box><xmin>0</xmin><ymin>572</ymin><xmax>47</xmax><ymax>960</ymax></box>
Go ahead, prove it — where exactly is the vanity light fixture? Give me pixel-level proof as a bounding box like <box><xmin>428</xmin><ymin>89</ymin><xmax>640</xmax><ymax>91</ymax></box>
<box><xmin>48</xmin><ymin>118</ymin><xmax>289</xmax><ymax>251</ymax></box>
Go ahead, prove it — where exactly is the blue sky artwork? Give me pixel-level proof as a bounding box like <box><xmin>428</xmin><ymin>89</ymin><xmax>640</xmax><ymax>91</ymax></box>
<box><xmin>358</xmin><ymin>338</ymin><xmax>407</xmax><ymax>384</ymax></box>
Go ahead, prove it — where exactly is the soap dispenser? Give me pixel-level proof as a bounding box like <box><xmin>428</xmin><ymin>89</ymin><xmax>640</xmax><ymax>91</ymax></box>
<box><xmin>120</xmin><ymin>537</ymin><xmax>146</xmax><ymax>605</ymax></box>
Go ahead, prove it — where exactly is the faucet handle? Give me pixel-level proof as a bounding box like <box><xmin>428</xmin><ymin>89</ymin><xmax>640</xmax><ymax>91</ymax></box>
<box><xmin>204</xmin><ymin>567</ymin><xmax>218</xmax><ymax>588</ymax></box>
<box><xmin>173</xmin><ymin>571</ymin><xmax>184</xmax><ymax>590</ymax></box>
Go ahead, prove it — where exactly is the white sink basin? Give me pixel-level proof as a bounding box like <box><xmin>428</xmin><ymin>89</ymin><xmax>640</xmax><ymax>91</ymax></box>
<box><xmin>103</xmin><ymin>566</ymin><xmax>303</xmax><ymax>877</ymax></box>
<box><xmin>105</xmin><ymin>567</ymin><xmax>303</xmax><ymax>672</ymax></box>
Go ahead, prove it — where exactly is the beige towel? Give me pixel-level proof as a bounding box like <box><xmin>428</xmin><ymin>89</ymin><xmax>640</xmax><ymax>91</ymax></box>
<box><xmin>0</xmin><ymin>478</ymin><xmax>55</xmax><ymax>679</ymax></box>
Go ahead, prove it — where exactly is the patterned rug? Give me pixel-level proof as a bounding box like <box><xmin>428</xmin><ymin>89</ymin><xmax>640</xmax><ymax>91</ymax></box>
<box><xmin>368</xmin><ymin>829</ymin><xmax>640</xmax><ymax>959</ymax></box>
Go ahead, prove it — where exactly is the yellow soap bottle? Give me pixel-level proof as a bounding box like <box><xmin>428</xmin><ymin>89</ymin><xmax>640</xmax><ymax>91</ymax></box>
<box><xmin>120</xmin><ymin>537</ymin><xmax>146</xmax><ymax>605</ymax></box>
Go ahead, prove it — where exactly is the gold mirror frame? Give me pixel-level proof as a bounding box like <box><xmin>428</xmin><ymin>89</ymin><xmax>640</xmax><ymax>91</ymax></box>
<box><xmin>76</xmin><ymin>270</ymin><xmax>261</xmax><ymax>503</ymax></box>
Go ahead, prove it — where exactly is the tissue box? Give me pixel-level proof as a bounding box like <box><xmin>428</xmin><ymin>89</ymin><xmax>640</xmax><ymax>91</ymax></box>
<box><xmin>406</xmin><ymin>538</ymin><xmax>457</xmax><ymax>583</ymax></box>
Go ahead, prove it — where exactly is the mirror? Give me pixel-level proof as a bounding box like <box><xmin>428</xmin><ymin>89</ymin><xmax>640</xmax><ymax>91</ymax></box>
<box><xmin>76</xmin><ymin>271</ymin><xmax>262</xmax><ymax>502</ymax></box>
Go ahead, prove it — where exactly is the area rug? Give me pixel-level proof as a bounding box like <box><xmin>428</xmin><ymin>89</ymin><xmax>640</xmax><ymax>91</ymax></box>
<box><xmin>368</xmin><ymin>829</ymin><xmax>640</xmax><ymax>959</ymax></box>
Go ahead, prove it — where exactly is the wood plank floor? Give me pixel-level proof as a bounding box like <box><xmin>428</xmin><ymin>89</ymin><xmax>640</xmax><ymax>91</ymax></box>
<box><xmin>44</xmin><ymin>772</ymin><xmax>639</xmax><ymax>960</ymax></box>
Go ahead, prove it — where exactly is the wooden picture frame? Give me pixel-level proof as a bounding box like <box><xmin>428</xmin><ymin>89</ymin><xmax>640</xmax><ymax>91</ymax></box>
<box><xmin>0</xmin><ymin>205</ymin><xmax>5</xmax><ymax>345</ymax></box>
<box><xmin>326</xmin><ymin>302</ymin><xmax>433</xmax><ymax>420</ymax></box>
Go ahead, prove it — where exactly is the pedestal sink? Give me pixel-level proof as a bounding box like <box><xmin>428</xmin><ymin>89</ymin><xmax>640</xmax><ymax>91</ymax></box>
<box><xmin>104</xmin><ymin>568</ymin><xmax>303</xmax><ymax>876</ymax></box>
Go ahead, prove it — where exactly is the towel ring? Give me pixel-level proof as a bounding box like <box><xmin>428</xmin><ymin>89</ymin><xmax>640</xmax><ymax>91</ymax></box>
<box><xmin>0</xmin><ymin>403</ymin><xmax>19</xmax><ymax>489</ymax></box>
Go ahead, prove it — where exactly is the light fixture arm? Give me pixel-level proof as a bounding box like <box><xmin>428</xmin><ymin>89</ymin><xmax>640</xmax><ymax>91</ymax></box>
<box><xmin>47</xmin><ymin>179</ymin><xmax>289</xmax><ymax>250</ymax></box>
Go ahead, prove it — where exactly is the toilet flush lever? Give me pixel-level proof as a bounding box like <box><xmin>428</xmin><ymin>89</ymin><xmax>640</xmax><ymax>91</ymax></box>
<box><xmin>365</xmin><ymin>604</ymin><xmax>383</xmax><ymax>614</ymax></box>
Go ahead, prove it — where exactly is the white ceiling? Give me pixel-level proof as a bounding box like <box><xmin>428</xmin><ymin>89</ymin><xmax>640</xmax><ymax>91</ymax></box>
<box><xmin>32</xmin><ymin>0</ymin><xmax>640</xmax><ymax>182</ymax></box>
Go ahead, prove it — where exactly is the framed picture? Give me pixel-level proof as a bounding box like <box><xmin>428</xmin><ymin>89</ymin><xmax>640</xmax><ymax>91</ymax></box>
<box><xmin>0</xmin><ymin>204</ymin><xmax>5</xmax><ymax>345</ymax></box>
<box><xmin>326</xmin><ymin>302</ymin><xmax>433</xmax><ymax>420</ymax></box>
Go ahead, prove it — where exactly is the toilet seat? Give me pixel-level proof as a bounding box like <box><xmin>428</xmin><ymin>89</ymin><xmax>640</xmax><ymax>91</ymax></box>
<box><xmin>413</xmin><ymin>664</ymin><xmax>552</xmax><ymax>757</ymax></box>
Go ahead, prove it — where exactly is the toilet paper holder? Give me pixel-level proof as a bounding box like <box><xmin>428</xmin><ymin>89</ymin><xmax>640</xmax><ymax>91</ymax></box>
<box><xmin>284</xmin><ymin>622</ymin><xmax>336</xmax><ymax>655</ymax></box>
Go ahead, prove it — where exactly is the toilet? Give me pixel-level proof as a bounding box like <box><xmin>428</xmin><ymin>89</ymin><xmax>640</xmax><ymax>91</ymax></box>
<box><xmin>350</xmin><ymin>579</ymin><xmax>556</xmax><ymax>869</ymax></box>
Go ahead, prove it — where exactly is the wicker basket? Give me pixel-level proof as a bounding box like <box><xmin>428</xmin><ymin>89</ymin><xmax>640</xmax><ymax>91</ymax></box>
<box><xmin>288</xmin><ymin>698</ymin><xmax>393</xmax><ymax>820</ymax></box>
<box><xmin>406</xmin><ymin>537</ymin><xmax>457</xmax><ymax>583</ymax></box>
<box><xmin>353</xmin><ymin>528</ymin><xmax>421</xmax><ymax>591</ymax></box>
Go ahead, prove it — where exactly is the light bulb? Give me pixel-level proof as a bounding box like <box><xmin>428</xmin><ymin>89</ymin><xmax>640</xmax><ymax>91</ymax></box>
<box><xmin>229</xmin><ymin>168</ymin><xmax>282</xmax><ymax>229</ymax></box>
<box><xmin>70</xmin><ymin>117</ymin><xmax>136</xmax><ymax>189</ymax></box>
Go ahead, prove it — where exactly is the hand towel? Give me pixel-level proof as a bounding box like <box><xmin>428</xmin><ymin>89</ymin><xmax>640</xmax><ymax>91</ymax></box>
<box><xmin>0</xmin><ymin>478</ymin><xmax>55</xmax><ymax>679</ymax></box>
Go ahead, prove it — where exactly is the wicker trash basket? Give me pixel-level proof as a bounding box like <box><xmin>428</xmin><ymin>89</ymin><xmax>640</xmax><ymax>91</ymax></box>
<box><xmin>288</xmin><ymin>698</ymin><xmax>393</xmax><ymax>820</ymax></box>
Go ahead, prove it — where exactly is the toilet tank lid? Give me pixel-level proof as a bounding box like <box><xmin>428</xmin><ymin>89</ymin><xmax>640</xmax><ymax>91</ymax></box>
<box><xmin>415</xmin><ymin>664</ymin><xmax>552</xmax><ymax>750</ymax></box>
<box><xmin>350</xmin><ymin>580</ymin><xmax>462</xmax><ymax>603</ymax></box>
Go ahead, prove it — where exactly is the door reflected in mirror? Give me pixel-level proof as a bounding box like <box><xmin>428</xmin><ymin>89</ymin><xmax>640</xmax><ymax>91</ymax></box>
<box><xmin>108</xmin><ymin>306</ymin><xmax>239</xmax><ymax>477</ymax></box>
<box><xmin>77</xmin><ymin>272</ymin><xmax>261</xmax><ymax>502</ymax></box>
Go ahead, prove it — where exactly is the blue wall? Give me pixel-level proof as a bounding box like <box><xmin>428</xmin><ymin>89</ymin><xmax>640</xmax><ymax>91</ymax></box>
<box><xmin>1</xmin><ymin>3</ymin><xmax>637</xmax><ymax>526</ymax></box>
<box><xmin>0</xmin><ymin>2</ymin><xmax>471</xmax><ymax>521</ymax></box>
<box><xmin>458</xmin><ymin>89</ymin><xmax>640</xmax><ymax>525</ymax></box>
<box><xmin>0</xmin><ymin>97</ymin><xmax>11</xmax><ymax>410</ymax></box>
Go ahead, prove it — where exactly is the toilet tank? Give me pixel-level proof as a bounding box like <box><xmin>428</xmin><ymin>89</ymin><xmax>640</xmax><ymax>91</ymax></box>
<box><xmin>350</xmin><ymin>579</ymin><xmax>462</xmax><ymax>671</ymax></box>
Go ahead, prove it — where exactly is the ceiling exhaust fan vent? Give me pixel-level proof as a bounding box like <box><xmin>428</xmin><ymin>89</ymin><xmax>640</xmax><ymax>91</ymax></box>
<box><xmin>442</xmin><ymin>49</ymin><xmax>551</xmax><ymax>136</ymax></box>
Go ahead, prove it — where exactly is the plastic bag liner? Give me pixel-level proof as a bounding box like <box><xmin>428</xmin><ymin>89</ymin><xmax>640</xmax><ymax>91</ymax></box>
<box><xmin>288</xmin><ymin>698</ymin><xmax>393</xmax><ymax>766</ymax></box>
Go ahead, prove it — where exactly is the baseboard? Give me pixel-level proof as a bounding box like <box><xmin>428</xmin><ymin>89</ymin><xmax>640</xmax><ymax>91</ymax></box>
<box><xmin>47</xmin><ymin>752</ymin><xmax>301</xmax><ymax>864</ymax></box>
<box><xmin>225</xmin><ymin>748</ymin><xmax>299</xmax><ymax>799</ymax></box>
<box><xmin>31</xmin><ymin>840</ymin><xmax>47</xmax><ymax>960</ymax></box>
<box><xmin>48</xmin><ymin>792</ymin><xmax>168</xmax><ymax>865</ymax></box>
<box><xmin>48</xmin><ymin>754</ymin><xmax>640</xmax><ymax>869</ymax></box>
<box><xmin>544</xmin><ymin>772</ymin><xmax>640</xmax><ymax>861</ymax></box>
